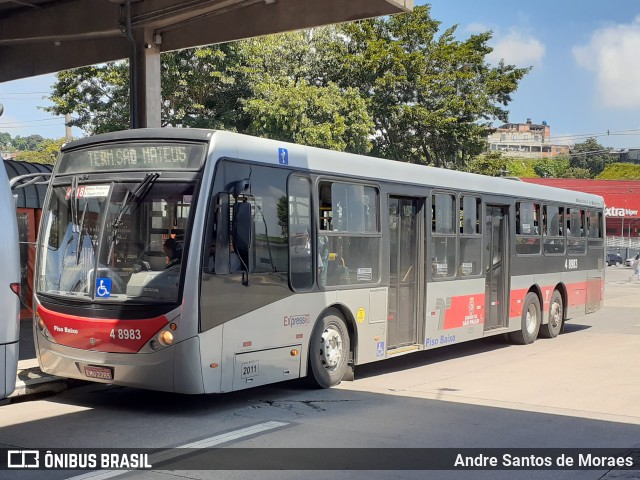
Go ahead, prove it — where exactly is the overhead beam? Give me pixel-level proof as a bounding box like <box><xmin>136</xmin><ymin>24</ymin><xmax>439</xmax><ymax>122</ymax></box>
<box><xmin>160</xmin><ymin>0</ymin><xmax>413</xmax><ymax>52</ymax></box>
<box><xmin>0</xmin><ymin>0</ymin><xmax>411</xmax><ymax>83</ymax></box>
<box><xmin>0</xmin><ymin>1</ymin><xmax>121</xmax><ymax>46</ymax></box>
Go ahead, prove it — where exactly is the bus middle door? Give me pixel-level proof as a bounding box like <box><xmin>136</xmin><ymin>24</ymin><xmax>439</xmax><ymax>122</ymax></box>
<box><xmin>484</xmin><ymin>204</ymin><xmax>510</xmax><ymax>331</ymax></box>
<box><xmin>387</xmin><ymin>196</ymin><xmax>423</xmax><ymax>350</ymax></box>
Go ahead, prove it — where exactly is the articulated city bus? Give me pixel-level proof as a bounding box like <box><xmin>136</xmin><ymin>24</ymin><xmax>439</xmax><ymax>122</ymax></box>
<box><xmin>0</xmin><ymin>167</ymin><xmax>22</xmax><ymax>400</ymax></box>
<box><xmin>33</xmin><ymin>129</ymin><xmax>605</xmax><ymax>393</ymax></box>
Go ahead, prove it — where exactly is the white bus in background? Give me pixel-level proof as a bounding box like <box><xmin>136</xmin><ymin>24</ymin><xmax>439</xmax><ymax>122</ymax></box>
<box><xmin>32</xmin><ymin>129</ymin><xmax>605</xmax><ymax>394</ymax></box>
<box><xmin>0</xmin><ymin>166</ymin><xmax>22</xmax><ymax>400</ymax></box>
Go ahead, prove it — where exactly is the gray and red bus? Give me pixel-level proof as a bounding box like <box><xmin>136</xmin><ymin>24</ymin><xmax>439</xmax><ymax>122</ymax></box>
<box><xmin>33</xmin><ymin>129</ymin><xmax>605</xmax><ymax>393</ymax></box>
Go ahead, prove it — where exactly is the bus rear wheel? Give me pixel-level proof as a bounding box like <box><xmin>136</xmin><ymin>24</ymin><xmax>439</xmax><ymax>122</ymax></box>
<box><xmin>509</xmin><ymin>292</ymin><xmax>541</xmax><ymax>345</ymax></box>
<box><xmin>539</xmin><ymin>290</ymin><xmax>563</xmax><ymax>338</ymax></box>
<box><xmin>308</xmin><ymin>309</ymin><xmax>350</xmax><ymax>388</ymax></box>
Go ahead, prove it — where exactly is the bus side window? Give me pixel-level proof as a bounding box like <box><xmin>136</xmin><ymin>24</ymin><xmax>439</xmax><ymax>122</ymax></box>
<box><xmin>431</xmin><ymin>193</ymin><xmax>456</xmax><ymax>278</ymax></box>
<box><xmin>318</xmin><ymin>180</ymin><xmax>380</xmax><ymax>287</ymax></box>
<box><xmin>459</xmin><ymin>195</ymin><xmax>481</xmax><ymax>276</ymax></box>
<box><xmin>515</xmin><ymin>201</ymin><xmax>541</xmax><ymax>255</ymax></box>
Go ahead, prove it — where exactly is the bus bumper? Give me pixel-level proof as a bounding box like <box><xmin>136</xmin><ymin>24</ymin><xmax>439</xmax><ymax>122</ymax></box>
<box><xmin>36</xmin><ymin>331</ymin><xmax>205</xmax><ymax>394</ymax></box>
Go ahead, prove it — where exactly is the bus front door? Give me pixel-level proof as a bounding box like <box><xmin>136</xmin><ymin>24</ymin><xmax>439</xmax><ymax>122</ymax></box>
<box><xmin>484</xmin><ymin>205</ymin><xmax>510</xmax><ymax>331</ymax></box>
<box><xmin>387</xmin><ymin>197</ymin><xmax>422</xmax><ymax>349</ymax></box>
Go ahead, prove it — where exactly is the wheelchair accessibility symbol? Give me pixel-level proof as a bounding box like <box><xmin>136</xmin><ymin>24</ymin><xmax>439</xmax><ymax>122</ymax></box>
<box><xmin>376</xmin><ymin>341</ymin><xmax>385</xmax><ymax>357</ymax></box>
<box><xmin>96</xmin><ymin>278</ymin><xmax>112</xmax><ymax>298</ymax></box>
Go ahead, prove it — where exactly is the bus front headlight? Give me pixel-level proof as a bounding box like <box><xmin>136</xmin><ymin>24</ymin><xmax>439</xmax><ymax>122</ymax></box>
<box><xmin>159</xmin><ymin>330</ymin><xmax>174</xmax><ymax>346</ymax></box>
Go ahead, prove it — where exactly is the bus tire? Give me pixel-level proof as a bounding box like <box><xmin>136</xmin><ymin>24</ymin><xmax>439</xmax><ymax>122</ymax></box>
<box><xmin>539</xmin><ymin>290</ymin><xmax>563</xmax><ymax>338</ymax></box>
<box><xmin>308</xmin><ymin>309</ymin><xmax>350</xmax><ymax>389</ymax></box>
<box><xmin>509</xmin><ymin>292</ymin><xmax>541</xmax><ymax>345</ymax></box>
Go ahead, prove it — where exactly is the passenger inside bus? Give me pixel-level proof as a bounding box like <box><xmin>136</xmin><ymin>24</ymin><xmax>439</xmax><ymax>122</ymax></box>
<box><xmin>163</xmin><ymin>238</ymin><xmax>182</xmax><ymax>269</ymax></box>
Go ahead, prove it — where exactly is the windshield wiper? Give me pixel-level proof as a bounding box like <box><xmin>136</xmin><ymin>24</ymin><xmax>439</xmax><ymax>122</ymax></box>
<box><xmin>112</xmin><ymin>172</ymin><xmax>160</xmax><ymax>229</ymax></box>
<box><xmin>76</xmin><ymin>202</ymin><xmax>87</xmax><ymax>265</ymax></box>
<box><xmin>107</xmin><ymin>173</ymin><xmax>160</xmax><ymax>263</ymax></box>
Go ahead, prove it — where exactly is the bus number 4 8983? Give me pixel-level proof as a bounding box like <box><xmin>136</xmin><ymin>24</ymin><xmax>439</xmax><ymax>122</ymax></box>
<box><xmin>109</xmin><ymin>329</ymin><xmax>142</xmax><ymax>340</ymax></box>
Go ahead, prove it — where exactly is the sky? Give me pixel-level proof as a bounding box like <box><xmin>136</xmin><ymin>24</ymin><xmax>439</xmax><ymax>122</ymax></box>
<box><xmin>1</xmin><ymin>0</ymin><xmax>640</xmax><ymax>149</ymax></box>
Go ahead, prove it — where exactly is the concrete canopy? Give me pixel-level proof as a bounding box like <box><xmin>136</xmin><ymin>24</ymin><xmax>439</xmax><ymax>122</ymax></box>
<box><xmin>0</xmin><ymin>0</ymin><xmax>412</xmax><ymax>83</ymax></box>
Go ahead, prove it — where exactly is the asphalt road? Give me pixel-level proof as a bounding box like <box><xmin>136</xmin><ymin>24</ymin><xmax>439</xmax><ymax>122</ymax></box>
<box><xmin>1</xmin><ymin>264</ymin><xmax>638</xmax><ymax>480</ymax></box>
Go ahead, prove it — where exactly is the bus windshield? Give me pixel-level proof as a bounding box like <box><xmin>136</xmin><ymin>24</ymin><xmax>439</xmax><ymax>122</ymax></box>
<box><xmin>37</xmin><ymin>178</ymin><xmax>195</xmax><ymax>304</ymax></box>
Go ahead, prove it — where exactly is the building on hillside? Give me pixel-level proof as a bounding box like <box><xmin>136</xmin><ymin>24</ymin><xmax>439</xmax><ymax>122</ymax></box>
<box><xmin>487</xmin><ymin>119</ymin><xmax>570</xmax><ymax>158</ymax></box>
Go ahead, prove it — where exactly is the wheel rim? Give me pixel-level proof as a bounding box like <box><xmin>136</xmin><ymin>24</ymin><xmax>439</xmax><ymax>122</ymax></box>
<box><xmin>525</xmin><ymin>304</ymin><xmax>538</xmax><ymax>335</ymax></box>
<box><xmin>549</xmin><ymin>300</ymin><xmax>562</xmax><ymax>330</ymax></box>
<box><xmin>320</xmin><ymin>326</ymin><xmax>343</xmax><ymax>370</ymax></box>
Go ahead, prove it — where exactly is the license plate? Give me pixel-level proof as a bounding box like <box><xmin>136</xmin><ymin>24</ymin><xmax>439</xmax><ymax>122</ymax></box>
<box><xmin>84</xmin><ymin>365</ymin><xmax>113</xmax><ymax>380</ymax></box>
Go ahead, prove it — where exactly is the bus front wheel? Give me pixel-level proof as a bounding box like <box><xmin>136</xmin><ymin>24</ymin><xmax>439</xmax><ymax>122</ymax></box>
<box><xmin>509</xmin><ymin>292</ymin><xmax>541</xmax><ymax>345</ymax></box>
<box><xmin>539</xmin><ymin>290</ymin><xmax>563</xmax><ymax>338</ymax></box>
<box><xmin>308</xmin><ymin>310</ymin><xmax>350</xmax><ymax>388</ymax></box>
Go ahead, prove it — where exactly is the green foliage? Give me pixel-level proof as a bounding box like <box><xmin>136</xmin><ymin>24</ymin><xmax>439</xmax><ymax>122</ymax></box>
<box><xmin>597</xmin><ymin>162</ymin><xmax>640</xmax><ymax>180</ymax></box>
<box><xmin>563</xmin><ymin>167</ymin><xmax>592</xmax><ymax>179</ymax></box>
<box><xmin>241</xmin><ymin>32</ymin><xmax>374</xmax><ymax>153</ymax></box>
<box><xmin>466</xmin><ymin>152</ymin><xmax>510</xmax><ymax>176</ymax></box>
<box><xmin>507</xmin><ymin>159</ymin><xmax>537</xmax><ymax>177</ymax></box>
<box><xmin>0</xmin><ymin>132</ymin><xmax>66</xmax><ymax>164</ymax></box>
<box><xmin>0</xmin><ymin>132</ymin><xmax>12</xmax><ymax>149</ymax></box>
<box><xmin>331</xmin><ymin>6</ymin><xmax>529</xmax><ymax>168</ymax></box>
<box><xmin>13</xmin><ymin>138</ymin><xmax>66</xmax><ymax>164</ymax></box>
<box><xmin>161</xmin><ymin>44</ymin><xmax>251</xmax><ymax>131</ymax></box>
<box><xmin>245</xmin><ymin>80</ymin><xmax>373</xmax><ymax>153</ymax></box>
<box><xmin>45</xmin><ymin>64</ymin><xmax>130</xmax><ymax>135</ymax></box>
<box><xmin>532</xmin><ymin>156</ymin><xmax>569</xmax><ymax>178</ymax></box>
<box><xmin>568</xmin><ymin>137</ymin><xmax>614</xmax><ymax>178</ymax></box>
<box><xmin>12</xmin><ymin>134</ymin><xmax>45</xmax><ymax>151</ymax></box>
<box><xmin>466</xmin><ymin>152</ymin><xmax>538</xmax><ymax>178</ymax></box>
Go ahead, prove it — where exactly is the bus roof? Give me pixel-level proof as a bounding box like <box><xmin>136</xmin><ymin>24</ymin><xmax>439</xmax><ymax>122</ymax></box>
<box><xmin>61</xmin><ymin>128</ymin><xmax>604</xmax><ymax>209</ymax></box>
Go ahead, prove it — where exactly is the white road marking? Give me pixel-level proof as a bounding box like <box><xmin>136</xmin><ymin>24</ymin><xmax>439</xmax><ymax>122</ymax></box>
<box><xmin>65</xmin><ymin>420</ymin><xmax>288</xmax><ymax>480</ymax></box>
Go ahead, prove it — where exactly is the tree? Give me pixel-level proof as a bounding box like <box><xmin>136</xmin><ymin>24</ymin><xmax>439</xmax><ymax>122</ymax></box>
<box><xmin>46</xmin><ymin>64</ymin><xmax>130</xmax><ymax>135</ymax></box>
<box><xmin>240</xmin><ymin>31</ymin><xmax>374</xmax><ymax>153</ymax></box>
<box><xmin>160</xmin><ymin>44</ymin><xmax>251</xmax><ymax>131</ymax></box>
<box><xmin>245</xmin><ymin>79</ymin><xmax>372</xmax><ymax>153</ymax></box>
<box><xmin>563</xmin><ymin>167</ymin><xmax>592</xmax><ymax>179</ymax></box>
<box><xmin>327</xmin><ymin>6</ymin><xmax>529</xmax><ymax>168</ymax></box>
<box><xmin>14</xmin><ymin>138</ymin><xmax>66</xmax><ymax>164</ymax></box>
<box><xmin>466</xmin><ymin>151</ymin><xmax>510</xmax><ymax>176</ymax></box>
<box><xmin>12</xmin><ymin>134</ymin><xmax>45</xmax><ymax>151</ymax></box>
<box><xmin>466</xmin><ymin>151</ymin><xmax>538</xmax><ymax>177</ymax></box>
<box><xmin>0</xmin><ymin>132</ymin><xmax>12</xmax><ymax>149</ymax></box>
<box><xmin>568</xmin><ymin>138</ymin><xmax>614</xmax><ymax>178</ymax></box>
<box><xmin>533</xmin><ymin>156</ymin><xmax>569</xmax><ymax>178</ymax></box>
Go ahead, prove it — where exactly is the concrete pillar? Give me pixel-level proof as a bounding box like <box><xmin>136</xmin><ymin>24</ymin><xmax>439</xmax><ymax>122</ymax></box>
<box><xmin>132</xmin><ymin>28</ymin><xmax>161</xmax><ymax>128</ymax></box>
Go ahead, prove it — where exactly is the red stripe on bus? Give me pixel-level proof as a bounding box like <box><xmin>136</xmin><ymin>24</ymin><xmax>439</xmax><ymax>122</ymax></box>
<box><xmin>442</xmin><ymin>281</ymin><xmax>595</xmax><ymax>329</ymax></box>
<box><xmin>510</xmin><ymin>282</ymin><xmax>589</xmax><ymax>318</ymax></box>
<box><xmin>37</xmin><ymin>304</ymin><xmax>169</xmax><ymax>353</ymax></box>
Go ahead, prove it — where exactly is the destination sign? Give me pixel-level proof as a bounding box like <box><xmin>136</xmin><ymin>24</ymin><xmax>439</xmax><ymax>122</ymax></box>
<box><xmin>58</xmin><ymin>143</ymin><xmax>206</xmax><ymax>174</ymax></box>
